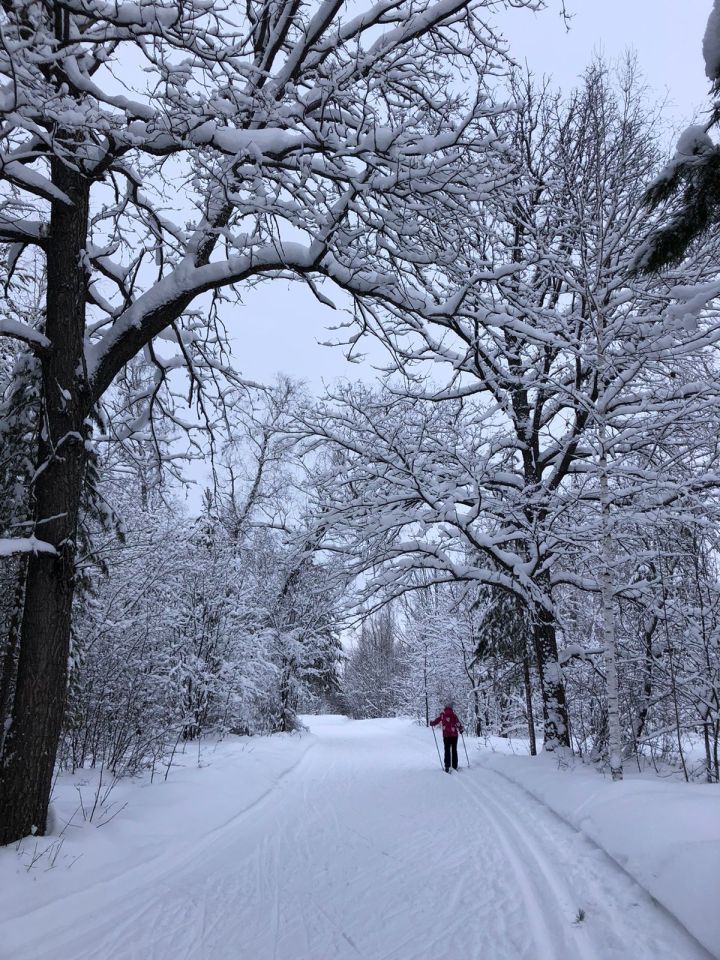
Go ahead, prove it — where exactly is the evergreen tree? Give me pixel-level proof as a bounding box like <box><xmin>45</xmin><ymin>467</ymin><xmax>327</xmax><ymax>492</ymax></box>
<box><xmin>635</xmin><ymin>2</ymin><xmax>720</xmax><ymax>271</ymax></box>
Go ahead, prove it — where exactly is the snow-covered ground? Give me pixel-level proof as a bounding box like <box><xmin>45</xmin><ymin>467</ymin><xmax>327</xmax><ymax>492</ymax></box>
<box><xmin>477</xmin><ymin>738</ymin><xmax>720</xmax><ymax>959</ymax></box>
<box><xmin>1</xmin><ymin>717</ymin><xmax>716</xmax><ymax>960</ymax></box>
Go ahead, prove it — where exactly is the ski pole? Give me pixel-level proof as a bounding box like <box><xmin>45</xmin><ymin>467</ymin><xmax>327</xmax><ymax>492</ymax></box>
<box><xmin>431</xmin><ymin>725</ymin><xmax>444</xmax><ymax>770</ymax></box>
<box><xmin>461</xmin><ymin>731</ymin><xmax>470</xmax><ymax>768</ymax></box>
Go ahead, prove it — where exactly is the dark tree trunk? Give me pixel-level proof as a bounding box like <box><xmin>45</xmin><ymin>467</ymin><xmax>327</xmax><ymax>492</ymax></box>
<box><xmin>523</xmin><ymin>648</ymin><xmax>537</xmax><ymax>756</ymax></box>
<box><xmin>531</xmin><ymin>605</ymin><xmax>570</xmax><ymax>751</ymax></box>
<box><xmin>277</xmin><ymin>664</ymin><xmax>296</xmax><ymax>733</ymax></box>
<box><xmin>0</xmin><ymin>558</ymin><xmax>26</xmax><ymax>760</ymax></box>
<box><xmin>0</xmin><ymin>159</ymin><xmax>90</xmax><ymax>845</ymax></box>
<box><xmin>472</xmin><ymin>687</ymin><xmax>482</xmax><ymax>738</ymax></box>
<box><xmin>633</xmin><ymin>616</ymin><xmax>657</xmax><ymax>745</ymax></box>
<box><xmin>702</xmin><ymin>716</ymin><xmax>715</xmax><ymax>784</ymax></box>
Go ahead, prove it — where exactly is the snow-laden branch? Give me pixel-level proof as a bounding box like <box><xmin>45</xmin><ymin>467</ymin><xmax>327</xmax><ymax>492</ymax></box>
<box><xmin>0</xmin><ymin>537</ymin><xmax>57</xmax><ymax>557</ymax></box>
<box><xmin>0</xmin><ymin>214</ymin><xmax>47</xmax><ymax>246</ymax></box>
<box><xmin>0</xmin><ymin>318</ymin><xmax>50</xmax><ymax>350</ymax></box>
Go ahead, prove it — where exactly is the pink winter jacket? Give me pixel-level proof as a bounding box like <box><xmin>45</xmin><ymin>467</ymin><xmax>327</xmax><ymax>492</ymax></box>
<box><xmin>430</xmin><ymin>707</ymin><xmax>463</xmax><ymax>737</ymax></box>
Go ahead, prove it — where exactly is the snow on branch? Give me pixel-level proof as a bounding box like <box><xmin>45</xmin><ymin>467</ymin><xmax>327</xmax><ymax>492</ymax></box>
<box><xmin>0</xmin><ymin>0</ymin><xmax>550</xmax><ymax>476</ymax></box>
<box><xmin>0</xmin><ymin>318</ymin><xmax>50</xmax><ymax>350</ymax></box>
<box><xmin>0</xmin><ymin>537</ymin><xmax>57</xmax><ymax>557</ymax></box>
<box><xmin>704</xmin><ymin>0</ymin><xmax>720</xmax><ymax>83</ymax></box>
<box><xmin>0</xmin><ymin>160</ymin><xmax>72</xmax><ymax>206</ymax></box>
<box><xmin>0</xmin><ymin>214</ymin><xmax>48</xmax><ymax>246</ymax></box>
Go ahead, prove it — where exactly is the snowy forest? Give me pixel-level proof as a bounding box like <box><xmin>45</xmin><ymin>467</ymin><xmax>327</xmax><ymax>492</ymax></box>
<box><xmin>1</xmin><ymin>0</ymin><xmax>720</xmax><ymax>873</ymax></box>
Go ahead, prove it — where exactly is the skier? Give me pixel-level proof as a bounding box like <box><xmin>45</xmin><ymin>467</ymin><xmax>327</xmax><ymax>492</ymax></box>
<box><xmin>430</xmin><ymin>700</ymin><xmax>464</xmax><ymax>772</ymax></box>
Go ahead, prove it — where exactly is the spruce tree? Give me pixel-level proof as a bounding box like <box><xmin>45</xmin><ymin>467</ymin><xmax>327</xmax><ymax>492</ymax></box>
<box><xmin>635</xmin><ymin>2</ymin><xmax>720</xmax><ymax>271</ymax></box>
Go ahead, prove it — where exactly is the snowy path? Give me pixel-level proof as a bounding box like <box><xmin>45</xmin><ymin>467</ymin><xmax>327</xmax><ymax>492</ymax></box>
<box><xmin>2</xmin><ymin>717</ymin><xmax>712</xmax><ymax>960</ymax></box>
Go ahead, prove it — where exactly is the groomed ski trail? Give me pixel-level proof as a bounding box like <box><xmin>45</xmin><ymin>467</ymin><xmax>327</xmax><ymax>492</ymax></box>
<box><xmin>2</xmin><ymin>717</ymin><xmax>712</xmax><ymax>960</ymax></box>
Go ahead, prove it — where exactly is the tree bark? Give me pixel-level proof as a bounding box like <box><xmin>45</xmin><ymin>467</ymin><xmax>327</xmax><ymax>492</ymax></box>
<box><xmin>633</xmin><ymin>613</ymin><xmax>657</xmax><ymax>745</ymax></box>
<box><xmin>472</xmin><ymin>686</ymin><xmax>482</xmax><ymax>738</ymax></box>
<box><xmin>531</xmin><ymin>604</ymin><xmax>571</xmax><ymax>751</ymax></box>
<box><xmin>423</xmin><ymin>650</ymin><xmax>429</xmax><ymax>726</ymax></box>
<box><xmin>0</xmin><ymin>158</ymin><xmax>90</xmax><ymax>844</ymax></box>
<box><xmin>523</xmin><ymin>647</ymin><xmax>537</xmax><ymax>756</ymax></box>
<box><xmin>0</xmin><ymin>558</ymin><xmax>26</xmax><ymax>760</ymax></box>
<box><xmin>598</xmin><ymin>422</ymin><xmax>623</xmax><ymax>780</ymax></box>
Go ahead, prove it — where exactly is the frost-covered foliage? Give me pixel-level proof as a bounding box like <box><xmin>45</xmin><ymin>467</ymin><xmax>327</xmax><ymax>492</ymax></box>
<box><xmin>61</xmin><ymin>482</ymin><xmax>342</xmax><ymax>776</ymax></box>
<box><xmin>300</xmin><ymin>65</ymin><xmax>720</xmax><ymax>775</ymax></box>
<box><xmin>340</xmin><ymin>584</ymin><xmax>537</xmax><ymax>740</ymax></box>
<box><xmin>357</xmin><ymin>559</ymin><xmax>719</xmax><ymax>780</ymax></box>
<box><xmin>52</xmin><ymin>374</ymin><xmax>342</xmax><ymax>776</ymax></box>
<box><xmin>343</xmin><ymin>609</ymin><xmax>405</xmax><ymax>720</ymax></box>
<box><xmin>395</xmin><ymin>583</ymin><xmax>535</xmax><ymax>743</ymax></box>
<box><xmin>556</xmin><ymin>523</ymin><xmax>720</xmax><ymax>782</ymax></box>
<box><xmin>395</xmin><ymin>587</ymin><xmax>476</xmax><ymax>730</ymax></box>
<box><xmin>0</xmin><ymin>263</ymin><xmax>45</xmax><ymax>757</ymax></box>
<box><xmin>0</xmin><ymin>257</ymin><xmax>45</xmax><ymax>543</ymax></box>
<box><xmin>0</xmin><ymin>0</ymin><xmax>533</xmax><ymax>413</ymax></box>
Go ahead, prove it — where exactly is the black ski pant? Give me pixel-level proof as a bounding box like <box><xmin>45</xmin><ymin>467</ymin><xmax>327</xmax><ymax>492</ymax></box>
<box><xmin>443</xmin><ymin>735</ymin><xmax>459</xmax><ymax>770</ymax></box>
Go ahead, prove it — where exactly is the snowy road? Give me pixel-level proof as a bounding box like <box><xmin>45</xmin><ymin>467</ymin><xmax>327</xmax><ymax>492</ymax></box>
<box><xmin>2</xmin><ymin>717</ymin><xmax>712</xmax><ymax>960</ymax></box>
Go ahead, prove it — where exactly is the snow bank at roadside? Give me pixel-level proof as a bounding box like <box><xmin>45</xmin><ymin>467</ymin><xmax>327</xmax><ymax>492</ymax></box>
<box><xmin>477</xmin><ymin>747</ymin><xmax>720</xmax><ymax>959</ymax></box>
<box><xmin>0</xmin><ymin>730</ymin><xmax>314</xmax><ymax>927</ymax></box>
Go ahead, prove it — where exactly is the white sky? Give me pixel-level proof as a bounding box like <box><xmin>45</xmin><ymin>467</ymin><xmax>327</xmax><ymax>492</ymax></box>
<box><xmin>497</xmin><ymin>0</ymin><xmax>710</xmax><ymax>130</ymax></box>
<box><xmin>228</xmin><ymin>0</ymin><xmax>713</xmax><ymax>392</ymax></box>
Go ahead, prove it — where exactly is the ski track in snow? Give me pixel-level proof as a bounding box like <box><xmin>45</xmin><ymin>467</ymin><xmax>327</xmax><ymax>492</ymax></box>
<box><xmin>2</xmin><ymin>717</ymin><xmax>712</xmax><ymax>960</ymax></box>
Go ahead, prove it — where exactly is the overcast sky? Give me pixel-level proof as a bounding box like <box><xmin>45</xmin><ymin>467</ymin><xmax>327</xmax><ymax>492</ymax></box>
<box><xmin>227</xmin><ymin>0</ymin><xmax>713</xmax><ymax>395</ymax></box>
<box><xmin>498</xmin><ymin>0</ymin><xmax>709</xmax><ymax>129</ymax></box>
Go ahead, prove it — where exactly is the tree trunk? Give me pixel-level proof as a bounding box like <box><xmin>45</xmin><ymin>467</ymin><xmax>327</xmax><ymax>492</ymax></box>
<box><xmin>472</xmin><ymin>686</ymin><xmax>482</xmax><ymax>738</ymax></box>
<box><xmin>531</xmin><ymin>604</ymin><xmax>570</xmax><ymax>751</ymax></box>
<box><xmin>598</xmin><ymin>424</ymin><xmax>623</xmax><ymax>780</ymax></box>
<box><xmin>277</xmin><ymin>663</ymin><xmax>296</xmax><ymax>733</ymax></box>
<box><xmin>0</xmin><ymin>159</ymin><xmax>90</xmax><ymax>845</ymax></box>
<box><xmin>423</xmin><ymin>650</ymin><xmax>429</xmax><ymax>726</ymax></box>
<box><xmin>0</xmin><ymin>558</ymin><xmax>26</xmax><ymax>760</ymax></box>
<box><xmin>633</xmin><ymin>614</ymin><xmax>657</xmax><ymax>745</ymax></box>
<box><xmin>702</xmin><ymin>713</ymin><xmax>715</xmax><ymax>784</ymax></box>
<box><xmin>523</xmin><ymin>647</ymin><xmax>537</xmax><ymax>756</ymax></box>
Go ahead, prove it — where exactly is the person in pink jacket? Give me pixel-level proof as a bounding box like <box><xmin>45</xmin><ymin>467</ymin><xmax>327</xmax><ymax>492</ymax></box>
<box><xmin>430</xmin><ymin>701</ymin><xmax>464</xmax><ymax>772</ymax></box>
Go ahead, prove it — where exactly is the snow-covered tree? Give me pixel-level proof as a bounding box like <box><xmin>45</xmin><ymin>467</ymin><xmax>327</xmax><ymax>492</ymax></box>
<box><xmin>300</xmin><ymin>64</ymin><xmax>720</xmax><ymax>758</ymax></box>
<box><xmin>61</xmin><ymin>435</ymin><xmax>343</xmax><ymax>774</ymax></box>
<box><xmin>343</xmin><ymin>608</ymin><xmax>404</xmax><ymax>719</ymax></box>
<box><xmin>397</xmin><ymin>583</ymin><xmax>474</xmax><ymax>728</ymax></box>
<box><xmin>0</xmin><ymin>0</ymin><xmax>534</xmax><ymax>842</ymax></box>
